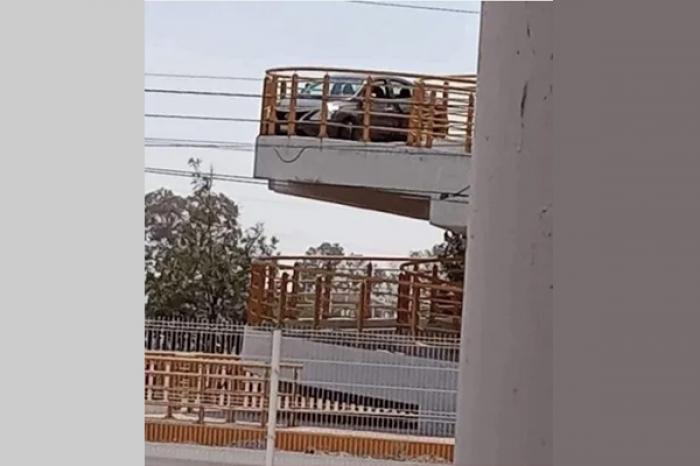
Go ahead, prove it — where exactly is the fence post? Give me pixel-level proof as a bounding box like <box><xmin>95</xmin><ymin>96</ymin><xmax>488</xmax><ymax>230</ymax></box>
<box><xmin>265</xmin><ymin>329</ymin><xmax>282</xmax><ymax>466</ymax></box>
<box><xmin>266</xmin><ymin>75</ymin><xmax>278</xmax><ymax>136</ymax></box>
<box><xmin>426</xmin><ymin>90</ymin><xmax>436</xmax><ymax>149</ymax></box>
<box><xmin>357</xmin><ymin>281</ymin><xmax>366</xmax><ymax>331</ymax></box>
<box><xmin>411</xmin><ymin>275</ymin><xmax>420</xmax><ymax>337</ymax></box>
<box><xmin>362</xmin><ymin>76</ymin><xmax>373</xmax><ymax>142</ymax></box>
<box><xmin>279</xmin><ymin>272</ymin><xmax>289</xmax><ymax>324</ymax></box>
<box><xmin>365</xmin><ymin>262</ymin><xmax>373</xmax><ymax>318</ymax></box>
<box><xmin>430</xmin><ymin>264</ymin><xmax>439</xmax><ymax>319</ymax></box>
<box><xmin>319</xmin><ymin>74</ymin><xmax>330</xmax><ymax>138</ymax></box>
<box><xmin>287</xmin><ymin>74</ymin><xmax>298</xmax><ymax>136</ymax></box>
<box><xmin>466</xmin><ymin>91</ymin><xmax>475</xmax><ymax>153</ymax></box>
<box><xmin>290</xmin><ymin>262</ymin><xmax>300</xmax><ymax>318</ymax></box>
<box><xmin>313</xmin><ymin>276</ymin><xmax>323</xmax><ymax>329</ymax></box>
<box><xmin>197</xmin><ymin>361</ymin><xmax>205</xmax><ymax>423</ymax></box>
<box><xmin>322</xmin><ymin>271</ymin><xmax>332</xmax><ymax>318</ymax></box>
<box><xmin>260</xmin><ymin>76</ymin><xmax>270</xmax><ymax>135</ymax></box>
<box><xmin>164</xmin><ymin>360</ymin><xmax>173</xmax><ymax>418</ymax></box>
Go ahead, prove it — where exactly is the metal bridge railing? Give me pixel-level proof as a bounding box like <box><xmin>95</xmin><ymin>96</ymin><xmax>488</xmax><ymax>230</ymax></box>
<box><xmin>259</xmin><ymin>67</ymin><xmax>477</xmax><ymax>153</ymax></box>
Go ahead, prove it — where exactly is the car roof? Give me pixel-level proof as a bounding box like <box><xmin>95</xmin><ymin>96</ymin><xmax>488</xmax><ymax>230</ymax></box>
<box><xmin>327</xmin><ymin>74</ymin><xmax>413</xmax><ymax>84</ymax></box>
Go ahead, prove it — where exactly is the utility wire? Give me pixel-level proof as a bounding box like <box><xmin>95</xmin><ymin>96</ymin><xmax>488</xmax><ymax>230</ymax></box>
<box><xmin>145</xmin><ymin>136</ymin><xmax>470</xmax><ymax>159</ymax></box>
<box><xmin>145</xmin><ymin>167</ymin><xmax>268</xmax><ymax>185</ymax></box>
<box><xmin>145</xmin><ymin>88</ymin><xmax>262</xmax><ymax>99</ymax></box>
<box><xmin>145</xmin><ymin>113</ymin><xmax>259</xmax><ymax>123</ymax></box>
<box><xmin>145</xmin><ymin>72</ymin><xmax>262</xmax><ymax>82</ymax></box>
<box><xmin>145</xmin><ymin>136</ymin><xmax>471</xmax><ymax>160</ymax></box>
<box><xmin>347</xmin><ymin>1</ymin><xmax>480</xmax><ymax>15</ymax></box>
<box><xmin>144</xmin><ymin>165</ymin><xmax>468</xmax><ymax>202</ymax></box>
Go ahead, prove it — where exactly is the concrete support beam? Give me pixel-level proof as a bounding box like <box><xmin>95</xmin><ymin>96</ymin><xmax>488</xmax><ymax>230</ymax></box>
<box><xmin>455</xmin><ymin>3</ymin><xmax>553</xmax><ymax>465</ymax></box>
<box><xmin>268</xmin><ymin>180</ymin><xmax>430</xmax><ymax>220</ymax></box>
<box><xmin>255</xmin><ymin>136</ymin><xmax>471</xmax><ymax>196</ymax></box>
<box><xmin>429</xmin><ymin>200</ymin><xmax>468</xmax><ymax>233</ymax></box>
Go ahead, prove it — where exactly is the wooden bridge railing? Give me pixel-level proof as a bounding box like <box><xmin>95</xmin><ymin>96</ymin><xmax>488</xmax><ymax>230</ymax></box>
<box><xmin>247</xmin><ymin>256</ymin><xmax>464</xmax><ymax>335</ymax></box>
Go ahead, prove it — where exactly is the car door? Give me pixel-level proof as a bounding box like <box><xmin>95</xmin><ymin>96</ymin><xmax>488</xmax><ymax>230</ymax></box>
<box><xmin>387</xmin><ymin>79</ymin><xmax>413</xmax><ymax>139</ymax></box>
<box><xmin>366</xmin><ymin>79</ymin><xmax>395</xmax><ymax>141</ymax></box>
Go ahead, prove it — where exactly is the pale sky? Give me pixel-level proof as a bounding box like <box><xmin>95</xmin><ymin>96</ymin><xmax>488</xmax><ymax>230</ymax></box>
<box><xmin>145</xmin><ymin>0</ymin><xmax>481</xmax><ymax>255</ymax></box>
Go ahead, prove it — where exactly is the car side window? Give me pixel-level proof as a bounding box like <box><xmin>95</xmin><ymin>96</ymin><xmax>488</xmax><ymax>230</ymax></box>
<box><xmin>390</xmin><ymin>80</ymin><xmax>412</xmax><ymax>100</ymax></box>
<box><xmin>368</xmin><ymin>80</ymin><xmax>389</xmax><ymax>99</ymax></box>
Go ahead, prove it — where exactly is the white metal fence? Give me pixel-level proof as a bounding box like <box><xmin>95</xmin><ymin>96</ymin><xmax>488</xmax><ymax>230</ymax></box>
<box><xmin>144</xmin><ymin>318</ymin><xmax>459</xmax><ymax>464</ymax></box>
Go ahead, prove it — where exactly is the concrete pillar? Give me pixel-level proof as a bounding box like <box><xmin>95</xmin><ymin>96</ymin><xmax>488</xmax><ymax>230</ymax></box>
<box><xmin>455</xmin><ymin>3</ymin><xmax>553</xmax><ymax>465</ymax></box>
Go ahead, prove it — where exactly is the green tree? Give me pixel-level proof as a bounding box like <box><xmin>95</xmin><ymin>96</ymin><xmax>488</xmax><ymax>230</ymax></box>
<box><xmin>145</xmin><ymin>159</ymin><xmax>278</xmax><ymax>322</ymax></box>
<box><xmin>411</xmin><ymin>230</ymin><xmax>466</xmax><ymax>282</ymax></box>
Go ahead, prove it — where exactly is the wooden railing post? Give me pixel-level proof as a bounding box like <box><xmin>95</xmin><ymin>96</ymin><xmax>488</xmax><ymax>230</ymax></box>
<box><xmin>319</xmin><ymin>74</ymin><xmax>330</xmax><ymax>138</ymax></box>
<box><xmin>430</xmin><ymin>264</ymin><xmax>439</xmax><ymax>318</ymax></box>
<box><xmin>266</xmin><ymin>75</ymin><xmax>278</xmax><ymax>136</ymax></box>
<box><xmin>357</xmin><ymin>280</ymin><xmax>367</xmax><ymax>331</ymax></box>
<box><xmin>426</xmin><ymin>90</ymin><xmax>436</xmax><ymax>149</ymax></box>
<box><xmin>289</xmin><ymin>262</ymin><xmax>300</xmax><ymax>318</ymax></box>
<box><xmin>411</xmin><ymin>265</ymin><xmax>420</xmax><ymax>336</ymax></box>
<box><xmin>164</xmin><ymin>360</ymin><xmax>173</xmax><ymax>418</ymax></box>
<box><xmin>313</xmin><ymin>276</ymin><xmax>323</xmax><ymax>329</ymax></box>
<box><xmin>466</xmin><ymin>91</ymin><xmax>475</xmax><ymax>153</ymax></box>
<box><xmin>414</xmin><ymin>82</ymin><xmax>425</xmax><ymax>147</ymax></box>
<box><xmin>260</xmin><ymin>76</ymin><xmax>271</xmax><ymax>135</ymax></box>
<box><xmin>411</xmin><ymin>283</ymin><xmax>420</xmax><ymax>337</ymax></box>
<box><xmin>279</xmin><ymin>272</ymin><xmax>289</xmax><ymax>324</ymax></box>
<box><xmin>438</xmin><ymin>81</ymin><xmax>450</xmax><ymax>139</ymax></box>
<box><xmin>197</xmin><ymin>361</ymin><xmax>205</xmax><ymax>424</ymax></box>
<box><xmin>265</xmin><ymin>265</ymin><xmax>277</xmax><ymax>322</ymax></box>
<box><xmin>396</xmin><ymin>272</ymin><xmax>409</xmax><ymax>328</ymax></box>
<box><xmin>322</xmin><ymin>270</ymin><xmax>332</xmax><ymax>318</ymax></box>
<box><xmin>362</xmin><ymin>76</ymin><xmax>373</xmax><ymax>142</ymax></box>
<box><xmin>247</xmin><ymin>264</ymin><xmax>262</xmax><ymax>325</ymax></box>
<box><xmin>287</xmin><ymin>74</ymin><xmax>298</xmax><ymax>136</ymax></box>
<box><xmin>365</xmin><ymin>262</ymin><xmax>373</xmax><ymax>318</ymax></box>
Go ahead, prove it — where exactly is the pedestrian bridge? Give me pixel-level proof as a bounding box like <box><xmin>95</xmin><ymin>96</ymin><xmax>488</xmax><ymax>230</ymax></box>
<box><xmin>247</xmin><ymin>255</ymin><xmax>464</xmax><ymax>335</ymax></box>
<box><xmin>253</xmin><ymin>67</ymin><xmax>475</xmax><ymax>232</ymax></box>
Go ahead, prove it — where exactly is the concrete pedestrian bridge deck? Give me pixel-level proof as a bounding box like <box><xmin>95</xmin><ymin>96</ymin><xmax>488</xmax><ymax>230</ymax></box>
<box><xmin>253</xmin><ymin>67</ymin><xmax>475</xmax><ymax>232</ymax></box>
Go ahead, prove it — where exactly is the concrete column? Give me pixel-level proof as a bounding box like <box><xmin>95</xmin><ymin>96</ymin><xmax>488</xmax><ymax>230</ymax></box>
<box><xmin>455</xmin><ymin>3</ymin><xmax>553</xmax><ymax>465</ymax></box>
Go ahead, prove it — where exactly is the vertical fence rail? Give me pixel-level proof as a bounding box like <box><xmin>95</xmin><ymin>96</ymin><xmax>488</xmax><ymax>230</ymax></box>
<box><xmin>265</xmin><ymin>329</ymin><xmax>282</xmax><ymax>466</ymax></box>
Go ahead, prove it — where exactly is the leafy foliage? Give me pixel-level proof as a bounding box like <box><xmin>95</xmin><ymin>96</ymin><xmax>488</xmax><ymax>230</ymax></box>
<box><xmin>411</xmin><ymin>230</ymin><xmax>466</xmax><ymax>282</ymax></box>
<box><xmin>145</xmin><ymin>159</ymin><xmax>278</xmax><ymax>321</ymax></box>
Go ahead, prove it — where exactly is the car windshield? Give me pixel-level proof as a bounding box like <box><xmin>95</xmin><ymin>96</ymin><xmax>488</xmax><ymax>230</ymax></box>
<box><xmin>300</xmin><ymin>78</ymin><xmax>363</xmax><ymax>97</ymax></box>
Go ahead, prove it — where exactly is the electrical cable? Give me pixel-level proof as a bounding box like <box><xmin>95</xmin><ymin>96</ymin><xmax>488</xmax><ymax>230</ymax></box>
<box><xmin>347</xmin><ymin>1</ymin><xmax>479</xmax><ymax>15</ymax></box>
<box><xmin>145</xmin><ymin>72</ymin><xmax>262</xmax><ymax>82</ymax></box>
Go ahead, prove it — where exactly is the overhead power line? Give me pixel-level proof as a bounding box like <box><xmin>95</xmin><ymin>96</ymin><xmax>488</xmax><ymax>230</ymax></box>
<box><xmin>145</xmin><ymin>167</ymin><xmax>269</xmax><ymax>186</ymax></box>
<box><xmin>145</xmin><ymin>72</ymin><xmax>262</xmax><ymax>82</ymax></box>
<box><xmin>145</xmin><ymin>88</ymin><xmax>262</xmax><ymax>99</ymax></box>
<box><xmin>145</xmin><ymin>137</ymin><xmax>255</xmax><ymax>152</ymax></box>
<box><xmin>145</xmin><ymin>113</ymin><xmax>259</xmax><ymax>123</ymax></box>
<box><xmin>347</xmin><ymin>1</ymin><xmax>480</xmax><ymax>15</ymax></box>
<box><xmin>145</xmin><ymin>135</ymin><xmax>470</xmax><ymax>159</ymax></box>
<box><xmin>144</xmin><ymin>165</ymin><xmax>469</xmax><ymax>202</ymax></box>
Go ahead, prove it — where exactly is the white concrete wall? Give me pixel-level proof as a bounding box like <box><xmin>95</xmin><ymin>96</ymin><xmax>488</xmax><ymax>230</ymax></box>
<box><xmin>455</xmin><ymin>3</ymin><xmax>553</xmax><ymax>465</ymax></box>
